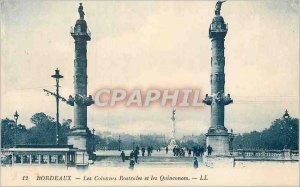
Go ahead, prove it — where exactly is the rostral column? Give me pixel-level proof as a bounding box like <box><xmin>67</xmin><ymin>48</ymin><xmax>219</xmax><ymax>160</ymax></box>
<box><xmin>67</xmin><ymin>3</ymin><xmax>94</xmax><ymax>165</ymax></box>
<box><xmin>203</xmin><ymin>1</ymin><xmax>233</xmax><ymax>156</ymax></box>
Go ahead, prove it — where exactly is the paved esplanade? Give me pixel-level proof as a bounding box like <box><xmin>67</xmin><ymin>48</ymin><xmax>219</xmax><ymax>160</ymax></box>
<box><xmin>203</xmin><ymin>1</ymin><xmax>233</xmax><ymax>156</ymax></box>
<box><xmin>67</xmin><ymin>3</ymin><xmax>94</xmax><ymax>165</ymax></box>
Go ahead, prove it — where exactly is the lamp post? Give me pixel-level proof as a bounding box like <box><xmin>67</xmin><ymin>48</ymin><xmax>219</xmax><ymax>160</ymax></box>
<box><xmin>282</xmin><ymin>109</ymin><xmax>290</xmax><ymax>149</ymax></box>
<box><xmin>51</xmin><ymin>69</ymin><xmax>63</xmax><ymax>145</ymax></box>
<box><xmin>13</xmin><ymin>111</ymin><xmax>19</xmax><ymax>146</ymax></box>
<box><xmin>43</xmin><ymin>69</ymin><xmax>69</xmax><ymax>145</ymax></box>
<box><xmin>118</xmin><ymin>135</ymin><xmax>121</xmax><ymax>151</ymax></box>
<box><xmin>92</xmin><ymin>128</ymin><xmax>95</xmax><ymax>152</ymax></box>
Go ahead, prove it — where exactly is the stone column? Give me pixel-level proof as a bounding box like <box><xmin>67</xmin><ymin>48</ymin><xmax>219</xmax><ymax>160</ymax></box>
<box><xmin>203</xmin><ymin>1</ymin><xmax>233</xmax><ymax>156</ymax></box>
<box><xmin>67</xmin><ymin>3</ymin><xmax>94</xmax><ymax>166</ymax></box>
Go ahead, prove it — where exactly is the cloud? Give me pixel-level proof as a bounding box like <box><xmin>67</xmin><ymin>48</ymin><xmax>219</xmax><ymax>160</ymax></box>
<box><xmin>1</xmin><ymin>1</ymin><xmax>298</xmax><ymax>137</ymax></box>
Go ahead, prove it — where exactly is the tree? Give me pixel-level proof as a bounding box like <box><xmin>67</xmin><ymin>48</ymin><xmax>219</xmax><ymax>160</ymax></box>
<box><xmin>27</xmin><ymin>112</ymin><xmax>57</xmax><ymax>144</ymax></box>
<box><xmin>1</xmin><ymin>118</ymin><xmax>15</xmax><ymax>147</ymax></box>
<box><xmin>232</xmin><ymin>117</ymin><xmax>299</xmax><ymax>150</ymax></box>
<box><xmin>1</xmin><ymin>112</ymin><xmax>72</xmax><ymax>146</ymax></box>
<box><xmin>59</xmin><ymin>119</ymin><xmax>72</xmax><ymax>144</ymax></box>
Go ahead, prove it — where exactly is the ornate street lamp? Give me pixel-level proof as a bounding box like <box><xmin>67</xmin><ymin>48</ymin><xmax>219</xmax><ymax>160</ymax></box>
<box><xmin>92</xmin><ymin>128</ymin><xmax>95</xmax><ymax>152</ymax></box>
<box><xmin>51</xmin><ymin>68</ymin><xmax>63</xmax><ymax>145</ymax></box>
<box><xmin>13</xmin><ymin>111</ymin><xmax>19</xmax><ymax>146</ymax></box>
<box><xmin>282</xmin><ymin>109</ymin><xmax>291</xmax><ymax>149</ymax></box>
<box><xmin>118</xmin><ymin>135</ymin><xmax>121</xmax><ymax>151</ymax></box>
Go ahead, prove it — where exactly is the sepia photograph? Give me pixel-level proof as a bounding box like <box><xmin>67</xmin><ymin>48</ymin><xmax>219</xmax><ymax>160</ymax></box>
<box><xmin>0</xmin><ymin>0</ymin><xmax>299</xmax><ymax>186</ymax></box>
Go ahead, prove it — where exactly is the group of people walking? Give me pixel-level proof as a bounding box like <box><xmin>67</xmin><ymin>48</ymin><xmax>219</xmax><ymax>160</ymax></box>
<box><xmin>120</xmin><ymin>145</ymin><xmax>214</xmax><ymax>169</ymax></box>
<box><xmin>141</xmin><ymin>146</ymin><xmax>154</xmax><ymax>157</ymax></box>
<box><xmin>169</xmin><ymin>145</ymin><xmax>213</xmax><ymax>157</ymax></box>
<box><xmin>120</xmin><ymin>146</ymin><xmax>155</xmax><ymax>169</ymax></box>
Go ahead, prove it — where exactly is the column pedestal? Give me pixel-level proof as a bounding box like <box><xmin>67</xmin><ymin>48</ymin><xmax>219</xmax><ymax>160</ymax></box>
<box><xmin>206</xmin><ymin>130</ymin><xmax>231</xmax><ymax>156</ymax></box>
<box><xmin>68</xmin><ymin>129</ymin><xmax>89</xmax><ymax>166</ymax></box>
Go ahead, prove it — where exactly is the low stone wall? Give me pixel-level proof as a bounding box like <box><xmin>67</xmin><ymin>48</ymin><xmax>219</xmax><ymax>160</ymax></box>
<box><xmin>233</xmin><ymin>149</ymin><xmax>299</xmax><ymax>161</ymax></box>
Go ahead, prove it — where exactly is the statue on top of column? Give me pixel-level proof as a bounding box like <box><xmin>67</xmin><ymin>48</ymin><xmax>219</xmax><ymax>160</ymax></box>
<box><xmin>78</xmin><ymin>3</ymin><xmax>85</xmax><ymax>19</ymax></box>
<box><xmin>171</xmin><ymin>108</ymin><xmax>176</xmax><ymax>121</ymax></box>
<box><xmin>215</xmin><ymin>0</ymin><xmax>226</xmax><ymax>16</ymax></box>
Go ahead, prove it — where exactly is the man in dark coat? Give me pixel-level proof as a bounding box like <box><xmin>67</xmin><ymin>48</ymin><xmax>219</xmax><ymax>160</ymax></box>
<box><xmin>130</xmin><ymin>151</ymin><xmax>134</xmax><ymax>159</ymax></box>
<box><xmin>134</xmin><ymin>148</ymin><xmax>139</xmax><ymax>164</ymax></box>
<box><xmin>207</xmin><ymin>145</ymin><xmax>213</xmax><ymax>156</ymax></box>
<box><xmin>120</xmin><ymin>151</ymin><xmax>126</xmax><ymax>162</ymax></box>
<box><xmin>193</xmin><ymin>157</ymin><xmax>199</xmax><ymax>169</ymax></box>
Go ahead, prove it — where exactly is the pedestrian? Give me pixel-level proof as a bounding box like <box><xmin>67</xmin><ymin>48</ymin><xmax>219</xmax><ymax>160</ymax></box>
<box><xmin>166</xmin><ymin>147</ymin><xmax>169</xmax><ymax>154</ymax></box>
<box><xmin>193</xmin><ymin>157</ymin><xmax>198</xmax><ymax>169</ymax></box>
<box><xmin>179</xmin><ymin>148</ymin><xmax>184</xmax><ymax>157</ymax></box>
<box><xmin>134</xmin><ymin>148</ymin><xmax>139</xmax><ymax>164</ymax></box>
<box><xmin>173</xmin><ymin>147</ymin><xmax>176</xmax><ymax>156</ymax></box>
<box><xmin>120</xmin><ymin>151</ymin><xmax>126</xmax><ymax>162</ymax></box>
<box><xmin>176</xmin><ymin>147</ymin><xmax>180</xmax><ymax>156</ymax></box>
<box><xmin>130</xmin><ymin>151</ymin><xmax>134</xmax><ymax>159</ymax></box>
<box><xmin>193</xmin><ymin>146</ymin><xmax>197</xmax><ymax>157</ymax></box>
<box><xmin>201</xmin><ymin>146</ymin><xmax>205</xmax><ymax>157</ymax></box>
<box><xmin>207</xmin><ymin>145</ymin><xmax>213</xmax><ymax>156</ymax></box>
<box><xmin>188</xmin><ymin>149</ymin><xmax>192</xmax><ymax>157</ymax></box>
<box><xmin>129</xmin><ymin>158</ymin><xmax>135</xmax><ymax>169</ymax></box>
<box><xmin>142</xmin><ymin>147</ymin><xmax>145</xmax><ymax>157</ymax></box>
<box><xmin>147</xmin><ymin>147</ymin><xmax>151</xmax><ymax>156</ymax></box>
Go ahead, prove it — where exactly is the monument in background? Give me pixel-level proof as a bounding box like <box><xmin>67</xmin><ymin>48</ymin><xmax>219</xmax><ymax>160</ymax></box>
<box><xmin>203</xmin><ymin>1</ymin><xmax>233</xmax><ymax>156</ymax></box>
<box><xmin>67</xmin><ymin>3</ymin><xmax>95</xmax><ymax>165</ymax></box>
<box><xmin>168</xmin><ymin>109</ymin><xmax>177</xmax><ymax>150</ymax></box>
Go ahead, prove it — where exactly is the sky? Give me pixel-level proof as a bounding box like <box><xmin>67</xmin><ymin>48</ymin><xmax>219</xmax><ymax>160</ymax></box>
<box><xmin>1</xmin><ymin>0</ymin><xmax>299</xmax><ymax>138</ymax></box>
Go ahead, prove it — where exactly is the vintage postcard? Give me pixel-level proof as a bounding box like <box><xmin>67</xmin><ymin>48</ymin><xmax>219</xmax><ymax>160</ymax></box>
<box><xmin>0</xmin><ymin>0</ymin><xmax>299</xmax><ymax>186</ymax></box>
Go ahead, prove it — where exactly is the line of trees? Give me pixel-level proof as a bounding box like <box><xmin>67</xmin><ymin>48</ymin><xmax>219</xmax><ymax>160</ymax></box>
<box><xmin>1</xmin><ymin>112</ymin><xmax>299</xmax><ymax>150</ymax></box>
<box><xmin>232</xmin><ymin>117</ymin><xmax>299</xmax><ymax>150</ymax></box>
<box><xmin>94</xmin><ymin>134</ymin><xmax>168</xmax><ymax>150</ymax></box>
<box><xmin>1</xmin><ymin>112</ymin><xmax>70</xmax><ymax>147</ymax></box>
